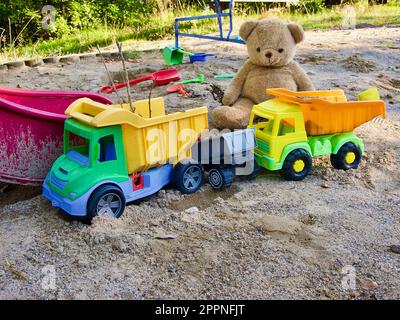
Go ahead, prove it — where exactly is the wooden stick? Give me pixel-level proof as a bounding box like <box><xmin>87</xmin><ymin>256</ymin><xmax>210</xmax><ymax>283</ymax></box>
<box><xmin>8</xmin><ymin>18</ymin><xmax>11</xmax><ymax>47</ymax></box>
<box><xmin>148</xmin><ymin>78</ymin><xmax>156</xmax><ymax>118</ymax></box>
<box><xmin>4</xmin><ymin>258</ymin><xmax>28</xmax><ymax>282</ymax></box>
<box><xmin>116</xmin><ymin>41</ymin><xmax>134</xmax><ymax>112</ymax></box>
<box><xmin>8</xmin><ymin>18</ymin><xmax>15</xmax><ymax>59</ymax></box>
<box><xmin>96</xmin><ymin>45</ymin><xmax>124</xmax><ymax>108</ymax></box>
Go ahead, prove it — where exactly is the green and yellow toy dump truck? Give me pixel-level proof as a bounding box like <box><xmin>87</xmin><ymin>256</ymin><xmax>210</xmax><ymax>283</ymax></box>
<box><xmin>248</xmin><ymin>88</ymin><xmax>386</xmax><ymax>181</ymax></box>
<box><xmin>43</xmin><ymin>97</ymin><xmax>209</xmax><ymax>220</ymax></box>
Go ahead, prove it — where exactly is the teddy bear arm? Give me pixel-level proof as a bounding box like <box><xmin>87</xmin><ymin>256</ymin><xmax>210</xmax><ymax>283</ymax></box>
<box><xmin>291</xmin><ymin>63</ymin><xmax>315</xmax><ymax>91</ymax></box>
<box><xmin>222</xmin><ymin>61</ymin><xmax>252</xmax><ymax>106</ymax></box>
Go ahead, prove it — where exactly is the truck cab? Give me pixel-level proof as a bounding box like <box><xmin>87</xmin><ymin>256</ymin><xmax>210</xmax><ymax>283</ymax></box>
<box><xmin>248</xmin><ymin>98</ymin><xmax>308</xmax><ymax>172</ymax></box>
<box><xmin>43</xmin><ymin>118</ymin><xmax>130</xmax><ymax>217</ymax></box>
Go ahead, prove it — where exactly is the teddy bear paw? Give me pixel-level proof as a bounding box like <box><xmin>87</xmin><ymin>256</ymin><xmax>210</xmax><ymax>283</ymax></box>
<box><xmin>212</xmin><ymin>106</ymin><xmax>248</xmax><ymax>130</ymax></box>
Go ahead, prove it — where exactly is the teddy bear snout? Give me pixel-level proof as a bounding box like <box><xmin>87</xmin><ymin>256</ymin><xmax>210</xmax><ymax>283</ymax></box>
<box><xmin>265</xmin><ymin>51</ymin><xmax>273</xmax><ymax>59</ymax></box>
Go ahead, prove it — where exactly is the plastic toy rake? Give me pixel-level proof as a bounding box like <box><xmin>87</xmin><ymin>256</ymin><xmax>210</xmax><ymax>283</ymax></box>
<box><xmin>167</xmin><ymin>83</ymin><xmax>190</xmax><ymax>97</ymax></box>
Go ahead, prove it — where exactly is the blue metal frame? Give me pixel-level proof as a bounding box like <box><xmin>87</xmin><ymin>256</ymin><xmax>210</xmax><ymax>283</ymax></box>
<box><xmin>174</xmin><ymin>0</ymin><xmax>245</xmax><ymax>48</ymax></box>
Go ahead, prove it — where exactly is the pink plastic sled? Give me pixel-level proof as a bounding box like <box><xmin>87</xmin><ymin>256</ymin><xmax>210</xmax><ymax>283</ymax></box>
<box><xmin>0</xmin><ymin>87</ymin><xmax>112</xmax><ymax>185</ymax></box>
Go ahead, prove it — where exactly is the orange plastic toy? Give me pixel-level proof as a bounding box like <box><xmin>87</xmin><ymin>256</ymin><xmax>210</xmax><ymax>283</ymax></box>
<box><xmin>266</xmin><ymin>88</ymin><xmax>386</xmax><ymax>136</ymax></box>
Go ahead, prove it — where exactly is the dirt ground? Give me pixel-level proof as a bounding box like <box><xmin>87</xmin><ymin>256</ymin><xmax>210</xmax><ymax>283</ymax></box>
<box><xmin>0</xmin><ymin>27</ymin><xmax>399</xmax><ymax>300</ymax></box>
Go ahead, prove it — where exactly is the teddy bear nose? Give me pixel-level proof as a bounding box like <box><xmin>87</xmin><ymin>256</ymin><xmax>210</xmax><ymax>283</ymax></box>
<box><xmin>265</xmin><ymin>52</ymin><xmax>272</xmax><ymax>59</ymax></box>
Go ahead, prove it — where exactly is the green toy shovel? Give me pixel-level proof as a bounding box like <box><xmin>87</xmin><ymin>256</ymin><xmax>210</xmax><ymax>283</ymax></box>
<box><xmin>163</xmin><ymin>45</ymin><xmax>193</xmax><ymax>65</ymax></box>
<box><xmin>174</xmin><ymin>74</ymin><xmax>205</xmax><ymax>85</ymax></box>
<box><xmin>214</xmin><ymin>74</ymin><xmax>234</xmax><ymax>79</ymax></box>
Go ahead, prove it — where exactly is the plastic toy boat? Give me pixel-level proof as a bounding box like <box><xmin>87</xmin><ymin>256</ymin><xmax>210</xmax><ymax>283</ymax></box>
<box><xmin>0</xmin><ymin>87</ymin><xmax>112</xmax><ymax>185</ymax></box>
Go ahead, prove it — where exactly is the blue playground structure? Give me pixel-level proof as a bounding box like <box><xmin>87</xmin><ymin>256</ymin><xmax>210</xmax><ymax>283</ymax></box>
<box><xmin>174</xmin><ymin>0</ymin><xmax>246</xmax><ymax>48</ymax></box>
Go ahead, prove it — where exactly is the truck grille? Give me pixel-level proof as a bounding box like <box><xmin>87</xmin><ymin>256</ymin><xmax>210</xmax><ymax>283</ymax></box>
<box><xmin>256</xmin><ymin>139</ymin><xmax>270</xmax><ymax>154</ymax></box>
<box><xmin>51</xmin><ymin>173</ymin><xmax>67</xmax><ymax>190</ymax></box>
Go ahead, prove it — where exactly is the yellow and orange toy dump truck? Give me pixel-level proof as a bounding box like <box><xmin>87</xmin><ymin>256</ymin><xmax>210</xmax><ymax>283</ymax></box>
<box><xmin>248</xmin><ymin>88</ymin><xmax>386</xmax><ymax>181</ymax></box>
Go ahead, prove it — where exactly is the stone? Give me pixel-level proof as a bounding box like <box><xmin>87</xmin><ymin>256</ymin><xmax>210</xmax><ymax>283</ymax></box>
<box><xmin>389</xmin><ymin>245</ymin><xmax>400</xmax><ymax>254</ymax></box>
<box><xmin>360</xmin><ymin>278</ymin><xmax>378</xmax><ymax>290</ymax></box>
<box><xmin>184</xmin><ymin>207</ymin><xmax>199</xmax><ymax>214</ymax></box>
<box><xmin>112</xmin><ymin>240</ymin><xmax>128</xmax><ymax>252</ymax></box>
<box><xmin>43</xmin><ymin>57</ymin><xmax>60</xmax><ymax>64</ymax></box>
<box><xmin>25</xmin><ymin>58</ymin><xmax>43</xmax><ymax>67</ymax></box>
<box><xmin>258</xmin><ymin>215</ymin><xmax>302</xmax><ymax>235</ymax></box>
<box><xmin>0</xmin><ymin>64</ymin><xmax>8</xmax><ymax>73</ymax></box>
<box><xmin>59</xmin><ymin>55</ymin><xmax>80</xmax><ymax>63</ymax></box>
<box><xmin>77</xmin><ymin>259</ymin><xmax>89</xmax><ymax>268</ymax></box>
<box><xmin>155</xmin><ymin>234</ymin><xmax>178</xmax><ymax>240</ymax></box>
<box><xmin>79</xmin><ymin>53</ymin><xmax>97</xmax><ymax>60</ymax></box>
<box><xmin>5</xmin><ymin>61</ymin><xmax>26</xmax><ymax>70</ymax></box>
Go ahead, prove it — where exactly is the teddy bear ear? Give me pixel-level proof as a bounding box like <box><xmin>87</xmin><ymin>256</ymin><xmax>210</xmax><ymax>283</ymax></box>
<box><xmin>287</xmin><ymin>23</ymin><xmax>305</xmax><ymax>44</ymax></box>
<box><xmin>239</xmin><ymin>20</ymin><xmax>258</xmax><ymax>41</ymax></box>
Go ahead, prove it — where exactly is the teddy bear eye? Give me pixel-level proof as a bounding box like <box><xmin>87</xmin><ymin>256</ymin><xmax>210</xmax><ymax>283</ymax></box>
<box><xmin>278</xmin><ymin>48</ymin><xmax>284</xmax><ymax>53</ymax></box>
<box><xmin>257</xmin><ymin>47</ymin><xmax>261</xmax><ymax>52</ymax></box>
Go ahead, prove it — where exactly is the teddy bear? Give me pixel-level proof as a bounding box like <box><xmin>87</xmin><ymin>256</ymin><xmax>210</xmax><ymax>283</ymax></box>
<box><xmin>212</xmin><ymin>17</ymin><xmax>315</xmax><ymax>130</ymax></box>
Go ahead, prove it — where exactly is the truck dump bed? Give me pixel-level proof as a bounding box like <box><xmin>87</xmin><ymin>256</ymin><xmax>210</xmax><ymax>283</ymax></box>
<box><xmin>65</xmin><ymin>97</ymin><xmax>208</xmax><ymax>173</ymax></box>
<box><xmin>266</xmin><ymin>88</ymin><xmax>386</xmax><ymax>136</ymax></box>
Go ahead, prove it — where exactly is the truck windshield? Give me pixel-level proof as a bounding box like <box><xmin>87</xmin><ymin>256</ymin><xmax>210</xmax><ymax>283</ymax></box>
<box><xmin>251</xmin><ymin>113</ymin><xmax>274</xmax><ymax>135</ymax></box>
<box><xmin>65</xmin><ymin>131</ymin><xmax>91</xmax><ymax>166</ymax></box>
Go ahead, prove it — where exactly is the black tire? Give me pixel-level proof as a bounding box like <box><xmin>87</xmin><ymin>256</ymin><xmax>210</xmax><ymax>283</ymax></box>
<box><xmin>238</xmin><ymin>159</ymin><xmax>259</xmax><ymax>181</ymax></box>
<box><xmin>281</xmin><ymin>149</ymin><xmax>312</xmax><ymax>181</ymax></box>
<box><xmin>87</xmin><ymin>184</ymin><xmax>126</xmax><ymax>221</ymax></box>
<box><xmin>208</xmin><ymin>166</ymin><xmax>234</xmax><ymax>189</ymax></box>
<box><xmin>247</xmin><ymin>159</ymin><xmax>259</xmax><ymax>180</ymax></box>
<box><xmin>173</xmin><ymin>161</ymin><xmax>204</xmax><ymax>194</ymax></box>
<box><xmin>330</xmin><ymin>142</ymin><xmax>362</xmax><ymax>171</ymax></box>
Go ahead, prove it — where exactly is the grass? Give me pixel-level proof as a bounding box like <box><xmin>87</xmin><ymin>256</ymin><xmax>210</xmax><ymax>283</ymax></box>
<box><xmin>0</xmin><ymin>2</ymin><xmax>399</xmax><ymax>63</ymax></box>
<box><xmin>286</xmin><ymin>2</ymin><xmax>400</xmax><ymax>29</ymax></box>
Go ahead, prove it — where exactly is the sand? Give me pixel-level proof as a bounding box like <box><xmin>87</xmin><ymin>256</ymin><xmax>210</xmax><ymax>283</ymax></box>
<box><xmin>0</xmin><ymin>26</ymin><xmax>399</xmax><ymax>299</ymax></box>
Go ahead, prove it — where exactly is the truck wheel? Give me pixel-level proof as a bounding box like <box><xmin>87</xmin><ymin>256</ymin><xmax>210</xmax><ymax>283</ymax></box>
<box><xmin>173</xmin><ymin>162</ymin><xmax>204</xmax><ymax>194</ymax></box>
<box><xmin>238</xmin><ymin>159</ymin><xmax>259</xmax><ymax>181</ymax></box>
<box><xmin>208</xmin><ymin>167</ymin><xmax>234</xmax><ymax>189</ymax></box>
<box><xmin>247</xmin><ymin>159</ymin><xmax>259</xmax><ymax>180</ymax></box>
<box><xmin>281</xmin><ymin>149</ymin><xmax>312</xmax><ymax>181</ymax></box>
<box><xmin>330</xmin><ymin>142</ymin><xmax>361</xmax><ymax>170</ymax></box>
<box><xmin>87</xmin><ymin>184</ymin><xmax>126</xmax><ymax>221</ymax></box>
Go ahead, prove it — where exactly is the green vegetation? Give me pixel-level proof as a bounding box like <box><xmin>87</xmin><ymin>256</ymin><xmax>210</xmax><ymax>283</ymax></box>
<box><xmin>0</xmin><ymin>0</ymin><xmax>399</xmax><ymax>62</ymax></box>
<box><xmin>288</xmin><ymin>1</ymin><xmax>400</xmax><ymax>29</ymax></box>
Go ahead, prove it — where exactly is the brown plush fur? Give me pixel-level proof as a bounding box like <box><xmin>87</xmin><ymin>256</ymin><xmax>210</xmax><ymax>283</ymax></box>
<box><xmin>212</xmin><ymin>17</ymin><xmax>315</xmax><ymax>130</ymax></box>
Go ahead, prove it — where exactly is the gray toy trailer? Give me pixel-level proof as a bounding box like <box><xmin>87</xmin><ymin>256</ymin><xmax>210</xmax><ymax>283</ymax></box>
<box><xmin>191</xmin><ymin>128</ymin><xmax>258</xmax><ymax>189</ymax></box>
